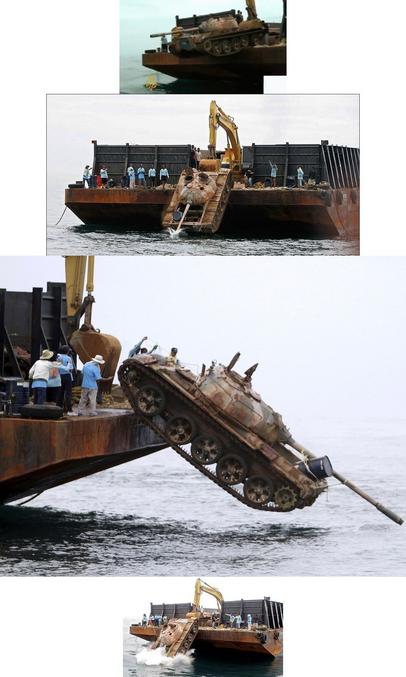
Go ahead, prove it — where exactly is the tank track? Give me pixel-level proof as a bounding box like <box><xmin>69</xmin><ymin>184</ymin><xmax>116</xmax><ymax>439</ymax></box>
<box><xmin>201</xmin><ymin>28</ymin><xmax>267</xmax><ymax>57</ymax></box>
<box><xmin>119</xmin><ymin>360</ymin><xmax>315</xmax><ymax>513</ymax></box>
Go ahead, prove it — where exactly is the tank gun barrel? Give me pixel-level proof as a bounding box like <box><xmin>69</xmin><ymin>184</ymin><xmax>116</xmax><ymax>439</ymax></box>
<box><xmin>287</xmin><ymin>438</ymin><xmax>403</xmax><ymax>525</ymax></box>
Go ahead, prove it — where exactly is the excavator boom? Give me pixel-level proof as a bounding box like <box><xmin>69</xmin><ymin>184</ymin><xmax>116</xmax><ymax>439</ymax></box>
<box><xmin>193</xmin><ymin>578</ymin><xmax>224</xmax><ymax>611</ymax></box>
<box><xmin>206</xmin><ymin>100</ymin><xmax>242</xmax><ymax>169</ymax></box>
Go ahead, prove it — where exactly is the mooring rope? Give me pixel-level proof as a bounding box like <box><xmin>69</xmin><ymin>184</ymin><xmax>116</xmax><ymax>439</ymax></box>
<box><xmin>54</xmin><ymin>206</ymin><xmax>68</xmax><ymax>226</ymax></box>
<box><xmin>17</xmin><ymin>491</ymin><xmax>43</xmax><ymax>506</ymax></box>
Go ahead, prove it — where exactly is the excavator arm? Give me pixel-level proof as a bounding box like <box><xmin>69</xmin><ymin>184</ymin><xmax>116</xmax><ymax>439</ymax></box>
<box><xmin>65</xmin><ymin>256</ymin><xmax>95</xmax><ymax>333</ymax></box>
<box><xmin>246</xmin><ymin>0</ymin><xmax>258</xmax><ymax>20</ymax></box>
<box><xmin>193</xmin><ymin>578</ymin><xmax>224</xmax><ymax>612</ymax></box>
<box><xmin>207</xmin><ymin>100</ymin><xmax>242</xmax><ymax>168</ymax></box>
<box><xmin>64</xmin><ymin>256</ymin><xmax>122</xmax><ymax>391</ymax></box>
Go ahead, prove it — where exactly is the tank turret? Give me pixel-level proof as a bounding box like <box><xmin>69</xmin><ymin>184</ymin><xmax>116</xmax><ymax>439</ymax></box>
<box><xmin>118</xmin><ymin>352</ymin><xmax>403</xmax><ymax>523</ymax></box>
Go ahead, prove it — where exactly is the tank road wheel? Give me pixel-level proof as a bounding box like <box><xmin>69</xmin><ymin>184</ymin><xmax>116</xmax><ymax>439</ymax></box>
<box><xmin>135</xmin><ymin>385</ymin><xmax>165</xmax><ymax>416</ymax></box>
<box><xmin>191</xmin><ymin>435</ymin><xmax>222</xmax><ymax>465</ymax></box>
<box><xmin>165</xmin><ymin>416</ymin><xmax>196</xmax><ymax>445</ymax></box>
<box><xmin>240</xmin><ymin>36</ymin><xmax>249</xmax><ymax>49</ymax></box>
<box><xmin>212</xmin><ymin>42</ymin><xmax>222</xmax><ymax>56</ymax></box>
<box><xmin>203</xmin><ymin>39</ymin><xmax>212</xmax><ymax>54</ymax></box>
<box><xmin>274</xmin><ymin>486</ymin><xmax>299</xmax><ymax>511</ymax></box>
<box><xmin>216</xmin><ymin>454</ymin><xmax>247</xmax><ymax>485</ymax></box>
<box><xmin>243</xmin><ymin>476</ymin><xmax>275</xmax><ymax>506</ymax></box>
<box><xmin>221</xmin><ymin>39</ymin><xmax>232</xmax><ymax>55</ymax></box>
<box><xmin>231</xmin><ymin>38</ymin><xmax>242</xmax><ymax>53</ymax></box>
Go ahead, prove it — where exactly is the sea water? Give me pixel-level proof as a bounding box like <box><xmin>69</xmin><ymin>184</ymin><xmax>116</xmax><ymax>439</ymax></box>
<box><xmin>0</xmin><ymin>416</ymin><xmax>404</xmax><ymax>576</ymax></box>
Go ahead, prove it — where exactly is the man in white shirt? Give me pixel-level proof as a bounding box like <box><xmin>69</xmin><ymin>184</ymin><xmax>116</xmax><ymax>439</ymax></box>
<box><xmin>160</xmin><ymin>166</ymin><xmax>169</xmax><ymax>186</ymax></box>
<box><xmin>148</xmin><ymin>167</ymin><xmax>156</xmax><ymax>187</ymax></box>
<box><xmin>83</xmin><ymin>165</ymin><xmax>92</xmax><ymax>188</ymax></box>
<box><xmin>127</xmin><ymin>165</ymin><xmax>136</xmax><ymax>189</ymax></box>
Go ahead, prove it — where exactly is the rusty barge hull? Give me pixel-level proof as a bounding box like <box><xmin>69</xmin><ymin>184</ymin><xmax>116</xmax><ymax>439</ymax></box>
<box><xmin>142</xmin><ymin>45</ymin><xmax>286</xmax><ymax>81</ymax></box>
<box><xmin>130</xmin><ymin>625</ymin><xmax>281</xmax><ymax>658</ymax></box>
<box><xmin>0</xmin><ymin>410</ymin><xmax>166</xmax><ymax>504</ymax></box>
<box><xmin>65</xmin><ymin>187</ymin><xmax>359</xmax><ymax>239</ymax></box>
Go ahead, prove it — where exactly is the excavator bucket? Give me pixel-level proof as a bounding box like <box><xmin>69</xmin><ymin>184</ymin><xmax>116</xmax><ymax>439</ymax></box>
<box><xmin>69</xmin><ymin>329</ymin><xmax>122</xmax><ymax>393</ymax></box>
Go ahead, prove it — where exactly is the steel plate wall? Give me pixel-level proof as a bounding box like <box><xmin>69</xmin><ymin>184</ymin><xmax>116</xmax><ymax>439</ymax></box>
<box><xmin>93</xmin><ymin>143</ymin><xmax>193</xmax><ymax>184</ymax></box>
<box><xmin>243</xmin><ymin>143</ymin><xmax>360</xmax><ymax>188</ymax></box>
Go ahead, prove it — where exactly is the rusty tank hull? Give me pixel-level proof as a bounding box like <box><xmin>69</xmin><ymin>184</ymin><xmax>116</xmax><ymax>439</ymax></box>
<box><xmin>130</xmin><ymin>624</ymin><xmax>282</xmax><ymax>658</ymax></box>
<box><xmin>0</xmin><ymin>410</ymin><xmax>166</xmax><ymax>504</ymax></box>
<box><xmin>118</xmin><ymin>355</ymin><xmax>328</xmax><ymax>513</ymax></box>
<box><xmin>65</xmin><ymin>186</ymin><xmax>359</xmax><ymax>240</ymax></box>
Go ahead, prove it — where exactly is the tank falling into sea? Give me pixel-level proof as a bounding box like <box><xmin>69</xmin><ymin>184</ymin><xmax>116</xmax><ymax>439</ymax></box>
<box><xmin>118</xmin><ymin>352</ymin><xmax>403</xmax><ymax>523</ymax></box>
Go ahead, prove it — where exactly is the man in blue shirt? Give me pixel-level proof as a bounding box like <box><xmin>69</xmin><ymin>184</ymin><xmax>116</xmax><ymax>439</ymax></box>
<box><xmin>77</xmin><ymin>354</ymin><xmax>112</xmax><ymax>416</ymax></box>
<box><xmin>137</xmin><ymin>166</ymin><xmax>146</xmax><ymax>187</ymax></box>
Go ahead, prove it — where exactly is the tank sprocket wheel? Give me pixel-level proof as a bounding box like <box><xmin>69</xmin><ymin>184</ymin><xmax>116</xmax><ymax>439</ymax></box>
<box><xmin>216</xmin><ymin>454</ymin><xmax>247</xmax><ymax>485</ymax></box>
<box><xmin>135</xmin><ymin>385</ymin><xmax>165</xmax><ymax>416</ymax></box>
<box><xmin>243</xmin><ymin>476</ymin><xmax>275</xmax><ymax>506</ymax></box>
<box><xmin>191</xmin><ymin>435</ymin><xmax>223</xmax><ymax>465</ymax></box>
<box><xmin>274</xmin><ymin>486</ymin><xmax>299</xmax><ymax>511</ymax></box>
<box><xmin>165</xmin><ymin>415</ymin><xmax>196</xmax><ymax>445</ymax></box>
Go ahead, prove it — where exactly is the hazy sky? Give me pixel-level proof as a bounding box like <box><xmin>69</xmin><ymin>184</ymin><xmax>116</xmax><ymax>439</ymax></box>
<box><xmin>47</xmin><ymin>93</ymin><xmax>359</xmax><ymax>217</ymax></box>
<box><xmin>122</xmin><ymin>575</ymin><xmax>283</xmax><ymax>621</ymax></box>
<box><xmin>120</xmin><ymin>0</ymin><xmax>285</xmax><ymax>54</ymax></box>
<box><xmin>1</xmin><ymin>256</ymin><xmax>404</xmax><ymax>424</ymax></box>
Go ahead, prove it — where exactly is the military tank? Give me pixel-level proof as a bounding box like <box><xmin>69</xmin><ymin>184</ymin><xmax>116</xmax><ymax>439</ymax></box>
<box><xmin>118</xmin><ymin>352</ymin><xmax>403</xmax><ymax>523</ymax></box>
<box><xmin>169</xmin><ymin>16</ymin><xmax>269</xmax><ymax>58</ymax></box>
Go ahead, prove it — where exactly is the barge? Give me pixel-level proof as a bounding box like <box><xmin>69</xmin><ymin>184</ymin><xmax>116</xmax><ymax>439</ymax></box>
<box><xmin>0</xmin><ymin>280</ymin><xmax>166</xmax><ymax>504</ymax></box>
<box><xmin>130</xmin><ymin>580</ymin><xmax>283</xmax><ymax>659</ymax></box>
<box><xmin>65</xmin><ymin>139</ymin><xmax>360</xmax><ymax>239</ymax></box>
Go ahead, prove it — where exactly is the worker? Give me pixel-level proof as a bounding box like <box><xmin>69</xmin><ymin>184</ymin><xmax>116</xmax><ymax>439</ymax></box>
<box><xmin>128</xmin><ymin>336</ymin><xmax>148</xmax><ymax>358</ymax></box>
<box><xmin>195</xmin><ymin>147</ymin><xmax>202</xmax><ymax>169</ymax></box>
<box><xmin>190</xmin><ymin>146</ymin><xmax>197</xmax><ymax>169</ymax></box>
<box><xmin>100</xmin><ymin>166</ymin><xmax>109</xmax><ymax>189</ymax></box>
<box><xmin>127</xmin><ymin>164</ymin><xmax>136</xmax><ymax>189</ymax></box>
<box><xmin>161</xmin><ymin>34</ymin><xmax>168</xmax><ymax>52</ymax></box>
<box><xmin>142</xmin><ymin>614</ymin><xmax>147</xmax><ymax>627</ymax></box>
<box><xmin>137</xmin><ymin>165</ymin><xmax>146</xmax><ymax>187</ymax></box>
<box><xmin>77</xmin><ymin>355</ymin><xmax>112</xmax><ymax>417</ymax></box>
<box><xmin>245</xmin><ymin>166</ymin><xmax>254</xmax><ymax>187</ymax></box>
<box><xmin>148</xmin><ymin>167</ymin><xmax>156</xmax><ymax>187</ymax></box>
<box><xmin>28</xmin><ymin>349</ymin><xmax>56</xmax><ymax>405</ymax></box>
<box><xmin>247</xmin><ymin>613</ymin><xmax>252</xmax><ymax>630</ymax></box>
<box><xmin>56</xmin><ymin>345</ymin><xmax>75</xmax><ymax>414</ymax></box>
<box><xmin>83</xmin><ymin>165</ymin><xmax>92</xmax><ymax>188</ymax></box>
<box><xmin>297</xmin><ymin>166</ymin><xmax>304</xmax><ymax>187</ymax></box>
<box><xmin>270</xmin><ymin>162</ymin><xmax>278</xmax><ymax>187</ymax></box>
<box><xmin>46</xmin><ymin>352</ymin><xmax>62</xmax><ymax>404</ymax></box>
<box><xmin>166</xmin><ymin>347</ymin><xmax>178</xmax><ymax>366</ymax></box>
<box><xmin>235</xmin><ymin>614</ymin><xmax>242</xmax><ymax>629</ymax></box>
<box><xmin>160</xmin><ymin>166</ymin><xmax>169</xmax><ymax>186</ymax></box>
<box><xmin>121</xmin><ymin>174</ymin><xmax>129</xmax><ymax>188</ymax></box>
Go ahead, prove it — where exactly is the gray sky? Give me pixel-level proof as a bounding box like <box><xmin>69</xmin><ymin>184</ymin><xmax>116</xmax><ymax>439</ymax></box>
<box><xmin>47</xmin><ymin>93</ymin><xmax>359</xmax><ymax>212</ymax></box>
<box><xmin>1</xmin><ymin>255</ymin><xmax>404</xmax><ymax>422</ymax></box>
<box><xmin>120</xmin><ymin>0</ymin><xmax>285</xmax><ymax>54</ymax></box>
<box><xmin>122</xmin><ymin>575</ymin><xmax>284</xmax><ymax>621</ymax></box>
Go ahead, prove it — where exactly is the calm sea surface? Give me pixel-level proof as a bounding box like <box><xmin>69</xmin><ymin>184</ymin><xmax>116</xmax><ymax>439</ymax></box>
<box><xmin>47</xmin><ymin>217</ymin><xmax>359</xmax><ymax>257</ymax></box>
<box><xmin>0</xmin><ymin>417</ymin><xmax>404</xmax><ymax>576</ymax></box>
<box><xmin>123</xmin><ymin>625</ymin><xmax>283</xmax><ymax>677</ymax></box>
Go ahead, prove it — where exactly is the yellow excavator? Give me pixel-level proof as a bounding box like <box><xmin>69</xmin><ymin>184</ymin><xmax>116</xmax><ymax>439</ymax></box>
<box><xmin>65</xmin><ymin>256</ymin><xmax>122</xmax><ymax>391</ymax></box>
<box><xmin>186</xmin><ymin>578</ymin><xmax>224</xmax><ymax>619</ymax></box>
<box><xmin>200</xmin><ymin>100</ymin><xmax>242</xmax><ymax>173</ymax></box>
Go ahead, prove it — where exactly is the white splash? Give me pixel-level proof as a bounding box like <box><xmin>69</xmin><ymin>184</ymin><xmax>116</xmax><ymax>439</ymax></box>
<box><xmin>167</xmin><ymin>227</ymin><xmax>187</xmax><ymax>238</ymax></box>
<box><xmin>136</xmin><ymin>645</ymin><xmax>194</xmax><ymax>667</ymax></box>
